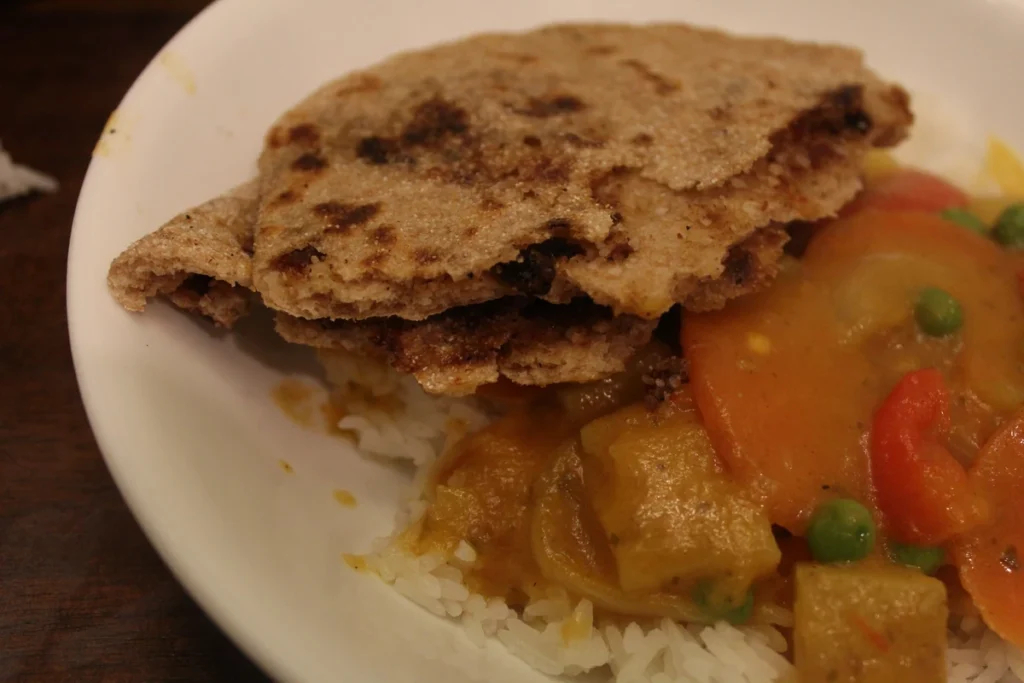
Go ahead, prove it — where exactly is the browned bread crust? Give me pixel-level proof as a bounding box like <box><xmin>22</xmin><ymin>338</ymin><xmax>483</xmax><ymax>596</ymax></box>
<box><xmin>274</xmin><ymin>299</ymin><xmax>657</xmax><ymax>396</ymax></box>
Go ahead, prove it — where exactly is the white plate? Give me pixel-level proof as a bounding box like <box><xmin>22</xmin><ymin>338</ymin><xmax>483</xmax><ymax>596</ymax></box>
<box><xmin>67</xmin><ymin>0</ymin><xmax>1024</xmax><ymax>681</ymax></box>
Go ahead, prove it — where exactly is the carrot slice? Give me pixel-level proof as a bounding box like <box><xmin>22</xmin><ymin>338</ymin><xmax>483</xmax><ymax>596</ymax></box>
<box><xmin>954</xmin><ymin>410</ymin><xmax>1024</xmax><ymax>649</ymax></box>
<box><xmin>683</xmin><ymin>265</ymin><xmax>877</xmax><ymax>532</ymax></box>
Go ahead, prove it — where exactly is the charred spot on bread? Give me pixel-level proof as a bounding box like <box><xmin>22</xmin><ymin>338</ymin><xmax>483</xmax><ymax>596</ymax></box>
<box><xmin>273</xmin><ymin>245</ymin><xmax>325</xmax><ymax>274</ymax></box>
<box><xmin>314</xmin><ymin>202</ymin><xmax>381</xmax><ymax>235</ymax></box>
<box><xmin>401</xmin><ymin>98</ymin><xmax>470</xmax><ymax>146</ymax></box>
<box><xmin>491</xmin><ymin>238</ymin><xmax>585</xmax><ymax>296</ymax></box>
<box><xmin>287</xmin><ymin>123</ymin><xmax>321</xmax><ymax>146</ymax></box>
<box><xmin>514</xmin><ymin>94</ymin><xmax>586</xmax><ymax>118</ymax></box>
<box><xmin>291</xmin><ymin>152</ymin><xmax>327</xmax><ymax>172</ymax></box>
<box><xmin>356</xmin><ymin>136</ymin><xmax>400</xmax><ymax>165</ymax></box>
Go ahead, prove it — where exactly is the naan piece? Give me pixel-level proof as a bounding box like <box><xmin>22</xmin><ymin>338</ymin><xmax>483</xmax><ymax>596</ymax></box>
<box><xmin>274</xmin><ymin>299</ymin><xmax>657</xmax><ymax>396</ymax></box>
<box><xmin>252</xmin><ymin>22</ymin><xmax>911</xmax><ymax>321</ymax></box>
<box><xmin>107</xmin><ymin>181</ymin><xmax>258</xmax><ymax>327</ymax></box>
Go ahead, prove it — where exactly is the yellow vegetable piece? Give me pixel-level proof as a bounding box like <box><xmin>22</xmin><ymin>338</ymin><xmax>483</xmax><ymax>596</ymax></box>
<box><xmin>580</xmin><ymin>397</ymin><xmax>780</xmax><ymax>596</ymax></box>
<box><xmin>986</xmin><ymin>137</ymin><xmax>1024</xmax><ymax>197</ymax></box>
<box><xmin>862</xmin><ymin>150</ymin><xmax>900</xmax><ymax>184</ymax></box>
<box><xmin>794</xmin><ymin>564</ymin><xmax>948</xmax><ymax>683</ymax></box>
<box><xmin>531</xmin><ymin>438</ymin><xmax>705</xmax><ymax>622</ymax></box>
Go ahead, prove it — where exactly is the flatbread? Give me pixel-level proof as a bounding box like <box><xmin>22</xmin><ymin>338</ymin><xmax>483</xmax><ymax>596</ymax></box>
<box><xmin>274</xmin><ymin>299</ymin><xmax>657</xmax><ymax>396</ymax></box>
<box><xmin>107</xmin><ymin>181</ymin><xmax>258</xmax><ymax>327</ymax></box>
<box><xmin>106</xmin><ymin>179</ymin><xmax>787</xmax><ymax>333</ymax></box>
<box><xmin>252</xmin><ymin>22</ymin><xmax>911</xmax><ymax>321</ymax></box>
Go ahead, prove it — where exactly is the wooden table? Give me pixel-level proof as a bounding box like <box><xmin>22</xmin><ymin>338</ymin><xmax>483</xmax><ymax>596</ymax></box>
<box><xmin>0</xmin><ymin>1</ymin><xmax>270</xmax><ymax>681</ymax></box>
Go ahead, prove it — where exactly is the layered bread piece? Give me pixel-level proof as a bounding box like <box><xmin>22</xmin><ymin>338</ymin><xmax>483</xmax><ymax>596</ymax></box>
<box><xmin>252</xmin><ymin>22</ymin><xmax>911</xmax><ymax>322</ymax></box>
<box><xmin>274</xmin><ymin>299</ymin><xmax>657</xmax><ymax>396</ymax></box>
<box><xmin>107</xmin><ymin>22</ymin><xmax>915</xmax><ymax>395</ymax></box>
<box><xmin>105</xmin><ymin>181</ymin><xmax>785</xmax><ymax>395</ymax></box>
<box><xmin>107</xmin><ymin>181</ymin><xmax>258</xmax><ymax>327</ymax></box>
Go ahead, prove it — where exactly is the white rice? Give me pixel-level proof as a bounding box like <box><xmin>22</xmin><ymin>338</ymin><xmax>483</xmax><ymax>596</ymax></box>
<box><xmin>326</xmin><ymin>350</ymin><xmax>1024</xmax><ymax>683</ymax></box>
<box><xmin>0</xmin><ymin>140</ymin><xmax>57</xmax><ymax>204</ymax></box>
<box><xmin>319</xmin><ymin>350</ymin><xmax>490</xmax><ymax>471</ymax></box>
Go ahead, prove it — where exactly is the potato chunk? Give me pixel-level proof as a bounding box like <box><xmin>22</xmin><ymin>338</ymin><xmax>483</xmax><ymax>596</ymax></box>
<box><xmin>794</xmin><ymin>564</ymin><xmax>948</xmax><ymax>683</ymax></box>
<box><xmin>580</xmin><ymin>393</ymin><xmax>780</xmax><ymax>595</ymax></box>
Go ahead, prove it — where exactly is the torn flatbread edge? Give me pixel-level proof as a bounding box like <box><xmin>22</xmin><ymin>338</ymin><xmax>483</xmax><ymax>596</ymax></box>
<box><xmin>106</xmin><ymin>181</ymin><xmax>258</xmax><ymax>327</ymax></box>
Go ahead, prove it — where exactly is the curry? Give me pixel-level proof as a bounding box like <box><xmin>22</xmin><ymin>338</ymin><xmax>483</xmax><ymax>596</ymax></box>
<box><xmin>399</xmin><ymin>158</ymin><xmax>1024</xmax><ymax>681</ymax></box>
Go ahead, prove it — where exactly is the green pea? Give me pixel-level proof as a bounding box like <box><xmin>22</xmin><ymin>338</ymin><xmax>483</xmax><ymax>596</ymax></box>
<box><xmin>692</xmin><ymin>580</ymin><xmax>755</xmax><ymax>625</ymax></box>
<box><xmin>993</xmin><ymin>203</ymin><xmax>1024</xmax><ymax>247</ymax></box>
<box><xmin>915</xmin><ymin>287</ymin><xmax>963</xmax><ymax>337</ymax></box>
<box><xmin>889</xmin><ymin>543</ymin><xmax>944</xmax><ymax>575</ymax></box>
<box><xmin>807</xmin><ymin>498</ymin><xmax>876</xmax><ymax>563</ymax></box>
<box><xmin>940</xmin><ymin>208</ymin><xmax>988</xmax><ymax>235</ymax></box>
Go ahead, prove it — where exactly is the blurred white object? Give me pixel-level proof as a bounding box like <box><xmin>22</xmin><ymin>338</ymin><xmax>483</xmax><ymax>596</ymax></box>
<box><xmin>0</xmin><ymin>140</ymin><xmax>58</xmax><ymax>203</ymax></box>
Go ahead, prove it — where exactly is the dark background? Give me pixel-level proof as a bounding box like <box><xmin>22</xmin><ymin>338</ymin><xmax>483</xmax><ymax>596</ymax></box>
<box><xmin>0</xmin><ymin>1</ymin><xmax>270</xmax><ymax>681</ymax></box>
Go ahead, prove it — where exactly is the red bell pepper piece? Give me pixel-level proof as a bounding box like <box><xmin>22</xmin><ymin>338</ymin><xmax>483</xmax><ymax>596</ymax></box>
<box><xmin>870</xmin><ymin>369</ymin><xmax>988</xmax><ymax>545</ymax></box>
